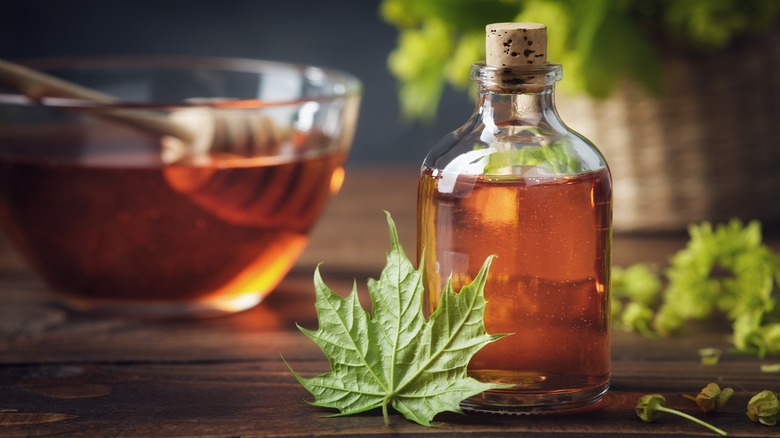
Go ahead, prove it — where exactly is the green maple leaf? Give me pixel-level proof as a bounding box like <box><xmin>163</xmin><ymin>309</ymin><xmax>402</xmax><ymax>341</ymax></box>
<box><xmin>285</xmin><ymin>212</ymin><xmax>511</xmax><ymax>426</ymax></box>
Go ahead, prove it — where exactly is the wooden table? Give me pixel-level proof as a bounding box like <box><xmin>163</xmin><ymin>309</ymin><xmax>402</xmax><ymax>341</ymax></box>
<box><xmin>1</xmin><ymin>166</ymin><xmax>778</xmax><ymax>437</ymax></box>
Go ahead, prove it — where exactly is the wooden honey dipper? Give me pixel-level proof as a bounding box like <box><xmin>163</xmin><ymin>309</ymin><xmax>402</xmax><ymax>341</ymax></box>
<box><xmin>0</xmin><ymin>58</ymin><xmax>284</xmax><ymax>164</ymax></box>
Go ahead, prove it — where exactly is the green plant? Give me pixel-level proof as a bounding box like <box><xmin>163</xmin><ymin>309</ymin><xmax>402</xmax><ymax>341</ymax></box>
<box><xmin>381</xmin><ymin>0</ymin><xmax>780</xmax><ymax>120</ymax></box>
<box><xmin>612</xmin><ymin>219</ymin><xmax>780</xmax><ymax>357</ymax></box>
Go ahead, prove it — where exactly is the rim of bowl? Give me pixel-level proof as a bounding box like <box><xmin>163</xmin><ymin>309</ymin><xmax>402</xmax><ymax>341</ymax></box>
<box><xmin>0</xmin><ymin>56</ymin><xmax>363</xmax><ymax>110</ymax></box>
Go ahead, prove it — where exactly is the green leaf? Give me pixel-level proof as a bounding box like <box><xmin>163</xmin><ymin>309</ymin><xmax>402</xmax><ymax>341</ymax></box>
<box><xmin>476</xmin><ymin>127</ymin><xmax>584</xmax><ymax>175</ymax></box>
<box><xmin>387</xmin><ymin>20</ymin><xmax>452</xmax><ymax>120</ymax></box>
<box><xmin>662</xmin><ymin>0</ymin><xmax>780</xmax><ymax>50</ymax></box>
<box><xmin>383</xmin><ymin>0</ymin><xmax>520</xmax><ymax>30</ymax></box>
<box><xmin>286</xmin><ymin>212</ymin><xmax>511</xmax><ymax>426</ymax></box>
<box><xmin>570</xmin><ymin>0</ymin><xmax>662</xmax><ymax>98</ymax></box>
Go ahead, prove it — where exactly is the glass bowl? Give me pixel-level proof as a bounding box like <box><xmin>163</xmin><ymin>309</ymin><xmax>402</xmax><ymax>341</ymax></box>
<box><xmin>0</xmin><ymin>56</ymin><xmax>361</xmax><ymax>317</ymax></box>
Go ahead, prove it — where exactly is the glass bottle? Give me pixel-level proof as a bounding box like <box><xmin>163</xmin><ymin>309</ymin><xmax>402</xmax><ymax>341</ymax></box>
<box><xmin>417</xmin><ymin>23</ymin><xmax>612</xmax><ymax>414</ymax></box>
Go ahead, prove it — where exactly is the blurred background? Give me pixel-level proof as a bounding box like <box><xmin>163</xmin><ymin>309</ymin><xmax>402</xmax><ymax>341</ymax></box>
<box><xmin>0</xmin><ymin>0</ymin><xmax>469</xmax><ymax>165</ymax></box>
<box><xmin>3</xmin><ymin>0</ymin><xmax>780</xmax><ymax>232</ymax></box>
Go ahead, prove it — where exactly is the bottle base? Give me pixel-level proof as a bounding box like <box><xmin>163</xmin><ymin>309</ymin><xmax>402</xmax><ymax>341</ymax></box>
<box><xmin>462</xmin><ymin>371</ymin><xmax>609</xmax><ymax>415</ymax></box>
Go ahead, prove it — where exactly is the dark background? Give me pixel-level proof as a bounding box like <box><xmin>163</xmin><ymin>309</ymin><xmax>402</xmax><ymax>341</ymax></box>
<box><xmin>0</xmin><ymin>0</ymin><xmax>473</xmax><ymax>165</ymax></box>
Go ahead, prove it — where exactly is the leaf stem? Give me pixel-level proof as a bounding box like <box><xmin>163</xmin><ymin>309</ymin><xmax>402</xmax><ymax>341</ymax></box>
<box><xmin>382</xmin><ymin>397</ymin><xmax>390</xmax><ymax>426</ymax></box>
<box><xmin>656</xmin><ymin>405</ymin><xmax>728</xmax><ymax>436</ymax></box>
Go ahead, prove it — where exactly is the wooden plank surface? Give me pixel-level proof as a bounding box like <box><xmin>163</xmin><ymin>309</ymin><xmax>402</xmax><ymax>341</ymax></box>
<box><xmin>1</xmin><ymin>166</ymin><xmax>779</xmax><ymax>437</ymax></box>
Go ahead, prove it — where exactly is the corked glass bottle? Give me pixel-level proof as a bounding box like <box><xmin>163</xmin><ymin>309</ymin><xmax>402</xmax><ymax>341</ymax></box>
<box><xmin>417</xmin><ymin>23</ymin><xmax>612</xmax><ymax>414</ymax></box>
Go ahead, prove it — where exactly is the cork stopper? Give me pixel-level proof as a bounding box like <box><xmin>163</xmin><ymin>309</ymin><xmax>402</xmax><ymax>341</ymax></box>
<box><xmin>486</xmin><ymin>22</ymin><xmax>547</xmax><ymax>67</ymax></box>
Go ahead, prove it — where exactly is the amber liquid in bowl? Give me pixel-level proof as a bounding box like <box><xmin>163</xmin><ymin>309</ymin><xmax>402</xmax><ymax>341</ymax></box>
<box><xmin>0</xmin><ymin>128</ymin><xmax>345</xmax><ymax>316</ymax></box>
<box><xmin>418</xmin><ymin>165</ymin><xmax>612</xmax><ymax>412</ymax></box>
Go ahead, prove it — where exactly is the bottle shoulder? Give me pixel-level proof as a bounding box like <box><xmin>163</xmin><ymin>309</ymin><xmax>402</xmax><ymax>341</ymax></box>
<box><xmin>423</xmin><ymin>115</ymin><xmax>608</xmax><ymax>178</ymax></box>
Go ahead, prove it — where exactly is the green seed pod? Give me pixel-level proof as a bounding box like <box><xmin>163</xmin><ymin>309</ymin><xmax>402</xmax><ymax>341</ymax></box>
<box><xmin>636</xmin><ymin>394</ymin><xmax>665</xmax><ymax>422</ymax></box>
<box><xmin>747</xmin><ymin>390</ymin><xmax>779</xmax><ymax>426</ymax></box>
<box><xmin>695</xmin><ymin>383</ymin><xmax>733</xmax><ymax>413</ymax></box>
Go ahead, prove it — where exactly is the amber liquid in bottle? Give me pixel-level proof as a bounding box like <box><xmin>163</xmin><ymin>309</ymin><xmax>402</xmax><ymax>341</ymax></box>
<box><xmin>418</xmin><ymin>165</ymin><xmax>612</xmax><ymax>412</ymax></box>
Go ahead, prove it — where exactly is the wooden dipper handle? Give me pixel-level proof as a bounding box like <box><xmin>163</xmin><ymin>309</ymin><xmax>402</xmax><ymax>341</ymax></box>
<box><xmin>0</xmin><ymin>58</ymin><xmax>194</xmax><ymax>143</ymax></box>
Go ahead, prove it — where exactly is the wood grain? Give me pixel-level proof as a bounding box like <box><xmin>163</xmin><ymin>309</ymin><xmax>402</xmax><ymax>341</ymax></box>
<box><xmin>1</xmin><ymin>167</ymin><xmax>778</xmax><ymax>437</ymax></box>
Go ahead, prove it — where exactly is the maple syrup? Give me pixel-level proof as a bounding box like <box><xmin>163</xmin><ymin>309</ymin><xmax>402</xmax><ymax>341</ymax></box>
<box><xmin>418</xmin><ymin>166</ymin><xmax>611</xmax><ymax>411</ymax></box>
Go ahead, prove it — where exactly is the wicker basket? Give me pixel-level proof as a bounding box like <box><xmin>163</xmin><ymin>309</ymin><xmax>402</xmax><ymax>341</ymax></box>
<box><xmin>557</xmin><ymin>32</ymin><xmax>780</xmax><ymax>233</ymax></box>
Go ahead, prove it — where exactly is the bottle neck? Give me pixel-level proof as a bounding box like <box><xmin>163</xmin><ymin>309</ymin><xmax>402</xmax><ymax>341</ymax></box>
<box><xmin>470</xmin><ymin>63</ymin><xmax>564</xmax><ymax>132</ymax></box>
<box><xmin>476</xmin><ymin>84</ymin><xmax>559</xmax><ymax>129</ymax></box>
